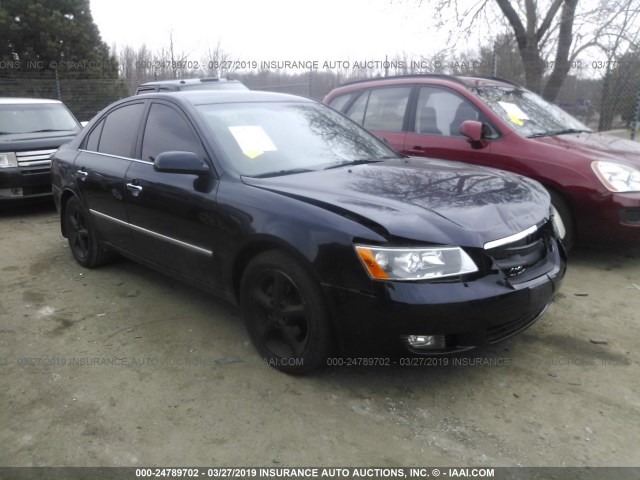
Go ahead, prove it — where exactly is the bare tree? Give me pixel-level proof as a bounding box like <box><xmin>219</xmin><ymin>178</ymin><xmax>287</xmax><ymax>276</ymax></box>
<box><xmin>145</xmin><ymin>31</ymin><xmax>194</xmax><ymax>80</ymax></box>
<box><xmin>202</xmin><ymin>41</ymin><xmax>237</xmax><ymax>78</ymax></box>
<box><xmin>426</xmin><ymin>0</ymin><xmax>640</xmax><ymax>101</ymax></box>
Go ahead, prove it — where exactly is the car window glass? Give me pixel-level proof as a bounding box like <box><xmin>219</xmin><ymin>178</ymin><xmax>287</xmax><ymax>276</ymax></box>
<box><xmin>473</xmin><ymin>86</ymin><xmax>589</xmax><ymax>137</ymax></box>
<box><xmin>98</xmin><ymin>103</ymin><xmax>144</xmax><ymax>157</ymax></box>
<box><xmin>0</xmin><ymin>103</ymin><xmax>79</xmax><ymax>134</ymax></box>
<box><xmin>416</xmin><ymin>87</ymin><xmax>479</xmax><ymax>137</ymax></box>
<box><xmin>363</xmin><ymin>87</ymin><xmax>411</xmax><ymax>132</ymax></box>
<box><xmin>196</xmin><ymin>102</ymin><xmax>397</xmax><ymax>177</ymax></box>
<box><xmin>142</xmin><ymin>103</ymin><xmax>203</xmax><ymax>162</ymax></box>
<box><xmin>328</xmin><ymin>94</ymin><xmax>353</xmax><ymax>111</ymax></box>
<box><xmin>346</xmin><ymin>91</ymin><xmax>369</xmax><ymax>124</ymax></box>
<box><xmin>84</xmin><ymin>119</ymin><xmax>104</xmax><ymax>151</ymax></box>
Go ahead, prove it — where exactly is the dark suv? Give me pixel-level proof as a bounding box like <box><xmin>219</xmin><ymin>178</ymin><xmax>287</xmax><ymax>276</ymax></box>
<box><xmin>1</xmin><ymin>98</ymin><xmax>81</xmax><ymax>202</ymax></box>
<box><xmin>324</xmin><ymin>75</ymin><xmax>640</xmax><ymax>248</ymax></box>
<box><xmin>135</xmin><ymin>78</ymin><xmax>247</xmax><ymax>95</ymax></box>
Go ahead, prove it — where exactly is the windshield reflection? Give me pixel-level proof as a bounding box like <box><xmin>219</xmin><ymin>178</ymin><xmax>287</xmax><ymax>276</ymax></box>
<box><xmin>473</xmin><ymin>86</ymin><xmax>590</xmax><ymax>138</ymax></box>
<box><xmin>196</xmin><ymin>102</ymin><xmax>397</xmax><ymax>177</ymax></box>
<box><xmin>348</xmin><ymin>161</ymin><xmax>536</xmax><ymax>210</ymax></box>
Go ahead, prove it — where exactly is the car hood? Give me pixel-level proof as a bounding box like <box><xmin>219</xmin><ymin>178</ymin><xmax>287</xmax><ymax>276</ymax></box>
<box><xmin>242</xmin><ymin>158</ymin><xmax>550</xmax><ymax>247</ymax></box>
<box><xmin>0</xmin><ymin>131</ymin><xmax>79</xmax><ymax>152</ymax></box>
<box><xmin>532</xmin><ymin>132</ymin><xmax>640</xmax><ymax>166</ymax></box>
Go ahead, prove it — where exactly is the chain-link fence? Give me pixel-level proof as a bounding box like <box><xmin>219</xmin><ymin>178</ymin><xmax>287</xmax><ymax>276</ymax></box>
<box><xmin>2</xmin><ymin>59</ymin><xmax>639</xmax><ymax>139</ymax></box>
<box><xmin>0</xmin><ymin>70</ymin><xmax>128</xmax><ymax>122</ymax></box>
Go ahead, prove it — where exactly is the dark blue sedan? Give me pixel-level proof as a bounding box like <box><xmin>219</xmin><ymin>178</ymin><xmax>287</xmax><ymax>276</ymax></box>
<box><xmin>51</xmin><ymin>90</ymin><xmax>565</xmax><ymax>374</ymax></box>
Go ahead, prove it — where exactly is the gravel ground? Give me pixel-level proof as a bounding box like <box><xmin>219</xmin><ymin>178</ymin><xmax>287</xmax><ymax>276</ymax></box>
<box><xmin>1</xmin><ymin>201</ymin><xmax>639</xmax><ymax>467</ymax></box>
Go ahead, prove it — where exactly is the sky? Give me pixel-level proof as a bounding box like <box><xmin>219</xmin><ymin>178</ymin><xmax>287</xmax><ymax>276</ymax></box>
<box><xmin>89</xmin><ymin>0</ymin><xmax>468</xmax><ymax>66</ymax></box>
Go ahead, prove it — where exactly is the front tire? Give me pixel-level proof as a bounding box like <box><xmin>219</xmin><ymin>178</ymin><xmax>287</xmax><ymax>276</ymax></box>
<box><xmin>64</xmin><ymin>196</ymin><xmax>110</xmax><ymax>267</ymax></box>
<box><xmin>240</xmin><ymin>250</ymin><xmax>333</xmax><ymax>374</ymax></box>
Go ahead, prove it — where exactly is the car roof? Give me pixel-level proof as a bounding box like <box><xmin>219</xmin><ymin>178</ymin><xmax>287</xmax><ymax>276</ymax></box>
<box><xmin>137</xmin><ymin>78</ymin><xmax>243</xmax><ymax>87</ymax></box>
<box><xmin>0</xmin><ymin>97</ymin><xmax>63</xmax><ymax>105</ymax></box>
<box><xmin>123</xmin><ymin>90</ymin><xmax>314</xmax><ymax>106</ymax></box>
<box><xmin>331</xmin><ymin>74</ymin><xmax>519</xmax><ymax>90</ymax></box>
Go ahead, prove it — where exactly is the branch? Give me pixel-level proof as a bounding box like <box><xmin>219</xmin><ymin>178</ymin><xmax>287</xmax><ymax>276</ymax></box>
<box><xmin>495</xmin><ymin>0</ymin><xmax>527</xmax><ymax>49</ymax></box>
<box><xmin>536</xmin><ymin>0</ymin><xmax>564</xmax><ymax>42</ymax></box>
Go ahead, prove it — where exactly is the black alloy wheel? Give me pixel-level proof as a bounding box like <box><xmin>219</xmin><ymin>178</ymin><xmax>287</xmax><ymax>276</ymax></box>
<box><xmin>64</xmin><ymin>196</ymin><xmax>110</xmax><ymax>268</ymax></box>
<box><xmin>240</xmin><ymin>250</ymin><xmax>332</xmax><ymax>374</ymax></box>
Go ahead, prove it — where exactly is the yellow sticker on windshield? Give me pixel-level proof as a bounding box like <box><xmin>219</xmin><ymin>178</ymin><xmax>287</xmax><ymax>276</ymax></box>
<box><xmin>508</xmin><ymin>113</ymin><xmax>524</xmax><ymax>126</ymax></box>
<box><xmin>498</xmin><ymin>101</ymin><xmax>529</xmax><ymax>126</ymax></box>
<box><xmin>228</xmin><ymin>126</ymin><xmax>277</xmax><ymax>159</ymax></box>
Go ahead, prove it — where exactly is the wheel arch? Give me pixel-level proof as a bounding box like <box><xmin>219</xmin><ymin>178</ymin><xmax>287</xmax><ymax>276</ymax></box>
<box><xmin>59</xmin><ymin>188</ymin><xmax>79</xmax><ymax>238</ymax></box>
<box><xmin>231</xmin><ymin>236</ymin><xmax>319</xmax><ymax>305</ymax></box>
<box><xmin>543</xmin><ymin>184</ymin><xmax>577</xmax><ymax>247</ymax></box>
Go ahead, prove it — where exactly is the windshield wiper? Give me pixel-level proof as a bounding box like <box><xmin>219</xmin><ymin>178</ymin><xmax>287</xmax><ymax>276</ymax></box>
<box><xmin>529</xmin><ymin>128</ymin><xmax>591</xmax><ymax>138</ymax></box>
<box><xmin>252</xmin><ymin>168</ymin><xmax>315</xmax><ymax>178</ymax></box>
<box><xmin>25</xmin><ymin>129</ymin><xmax>73</xmax><ymax>133</ymax></box>
<box><xmin>323</xmin><ymin>158</ymin><xmax>391</xmax><ymax>170</ymax></box>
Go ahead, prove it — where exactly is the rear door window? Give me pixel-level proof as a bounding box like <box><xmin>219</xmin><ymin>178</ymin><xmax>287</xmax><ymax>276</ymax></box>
<box><xmin>84</xmin><ymin>119</ymin><xmax>104</xmax><ymax>151</ymax></box>
<box><xmin>362</xmin><ymin>87</ymin><xmax>411</xmax><ymax>132</ymax></box>
<box><xmin>97</xmin><ymin>103</ymin><xmax>145</xmax><ymax>157</ymax></box>
<box><xmin>346</xmin><ymin>91</ymin><xmax>370</xmax><ymax>124</ymax></box>
<box><xmin>327</xmin><ymin>93</ymin><xmax>353</xmax><ymax>112</ymax></box>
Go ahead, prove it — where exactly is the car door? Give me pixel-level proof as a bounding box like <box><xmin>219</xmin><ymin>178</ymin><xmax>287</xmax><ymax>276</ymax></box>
<box><xmin>124</xmin><ymin>101</ymin><xmax>221</xmax><ymax>288</ymax></box>
<box><xmin>344</xmin><ymin>86</ymin><xmax>411</xmax><ymax>152</ymax></box>
<box><xmin>402</xmin><ymin>86</ymin><xmax>498</xmax><ymax>164</ymax></box>
<box><xmin>74</xmin><ymin>101</ymin><xmax>145</xmax><ymax>251</ymax></box>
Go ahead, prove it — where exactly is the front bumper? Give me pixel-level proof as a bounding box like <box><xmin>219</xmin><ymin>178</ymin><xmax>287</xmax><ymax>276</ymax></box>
<box><xmin>573</xmin><ymin>190</ymin><xmax>640</xmax><ymax>245</ymax></box>
<box><xmin>0</xmin><ymin>167</ymin><xmax>52</xmax><ymax>201</ymax></box>
<box><xmin>324</xmin><ymin>241</ymin><xmax>565</xmax><ymax>355</ymax></box>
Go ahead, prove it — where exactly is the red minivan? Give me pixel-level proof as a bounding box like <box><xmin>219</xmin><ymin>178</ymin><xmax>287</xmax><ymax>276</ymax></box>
<box><xmin>324</xmin><ymin>75</ymin><xmax>640</xmax><ymax>248</ymax></box>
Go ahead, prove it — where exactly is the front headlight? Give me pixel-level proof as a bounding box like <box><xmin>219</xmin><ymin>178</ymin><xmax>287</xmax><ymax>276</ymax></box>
<box><xmin>0</xmin><ymin>152</ymin><xmax>18</xmax><ymax>168</ymax></box>
<box><xmin>592</xmin><ymin>161</ymin><xmax>640</xmax><ymax>193</ymax></box>
<box><xmin>355</xmin><ymin>245</ymin><xmax>478</xmax><ymax>281</ymax></box>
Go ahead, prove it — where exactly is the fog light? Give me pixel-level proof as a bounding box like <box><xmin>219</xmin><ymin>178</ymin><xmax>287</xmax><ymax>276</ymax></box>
<box><xmin>404</xmin><ymin>334</ymin><xmax>446</xmax><ymax>350</ymax></box>
<box><xmin>0</xmin><ymin>187</ymin><xmax>23</xmax><ymax>198</ymax></box>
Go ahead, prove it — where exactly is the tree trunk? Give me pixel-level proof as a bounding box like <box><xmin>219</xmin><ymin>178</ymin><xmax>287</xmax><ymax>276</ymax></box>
<box><xmin>519</xmin><ymin>42</ymin><xmax>546</xmax><ymax>94</ymax></box>
<box><xmin>542</xmin><ymin>0</ymin><xmax>579</xmax><ymax>101</ymax></box>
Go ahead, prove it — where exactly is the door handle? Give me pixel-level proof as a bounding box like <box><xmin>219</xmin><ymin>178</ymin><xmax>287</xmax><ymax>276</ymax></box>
<box><xmin>76</xmin><ymin>169</ymin><xmax>88</xmax><ymax>179</ymax></box>
<box><xmin>126</xmin><ymin>183</ymin><xmax>143</xmax><ymax>197</ymax></box>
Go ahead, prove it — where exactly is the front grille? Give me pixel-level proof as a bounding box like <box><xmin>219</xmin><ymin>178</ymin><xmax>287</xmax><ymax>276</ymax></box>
<box><xmin>16</xmin><ymin>149</ymin><xmax>56</xmax><ymax>174</ymax></box>
<box><xmin>485</xmin><ymin>224</ymin><xmax>551</xmax><ymax>279</ymax></box>
<box><xmin>487</xmin><ymin>307</ymin><xmax>545</xmax><ymax>343</ymax></box>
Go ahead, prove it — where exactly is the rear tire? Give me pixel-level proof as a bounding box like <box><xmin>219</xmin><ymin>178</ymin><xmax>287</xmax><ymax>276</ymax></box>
<box><xmin>64</xmin><ymin>196</ymin><xmax>110</xmax><ymax>267</ymax></box>
<box><xmin>548</xmin><ymin>190</ymin><xmax>575</xmax><ymax>252</ymax></box>
<box><xmin>240</xmin><ymin>250</ymin><xmax>332</xmax><ymax>374</ymax></box>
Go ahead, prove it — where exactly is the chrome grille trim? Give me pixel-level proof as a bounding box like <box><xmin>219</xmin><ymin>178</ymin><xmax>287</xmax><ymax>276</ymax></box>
<box><xmin>484</xmin><ymin>224</ymin><xmax>538</xmax><ymax>250</ymax></box>
<box><xmin>16</xmin><ymin>149</ymin><xmax>56</xmax><ymax>168</ymax></box>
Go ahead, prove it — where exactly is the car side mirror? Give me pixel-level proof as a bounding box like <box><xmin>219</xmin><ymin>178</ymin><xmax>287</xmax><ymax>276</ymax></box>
<box><xmin>154</xmin><ymin>151</ymin><xmax>210</xmax><ymax>175</ymax></box>
<box><xmin>459</xmin><ymin>120</ymin><xmax>484</xmax><ymax>143</ymax></box>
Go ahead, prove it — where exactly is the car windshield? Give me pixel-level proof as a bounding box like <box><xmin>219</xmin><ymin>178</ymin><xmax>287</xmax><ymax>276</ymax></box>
<box><xmin>0</xmin><ymin>103</ymin><xmax>79</xmax><ymax>135</ymax></box>
<box><xmin>196</xmin><ymin>101</ymin><xmax>398</xmax><ymax>177</ymax></box>
<box><xmin>472</xmin><ymin>86</ymin><xmax>591</xmax><ymax>138</ymax></box>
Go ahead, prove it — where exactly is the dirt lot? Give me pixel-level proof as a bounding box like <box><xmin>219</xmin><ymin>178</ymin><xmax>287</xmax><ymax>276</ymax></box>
<box><xmin>1</xmin><ymin>201</ymin><xmax>639</xmax><ymax>468</ymax></box>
